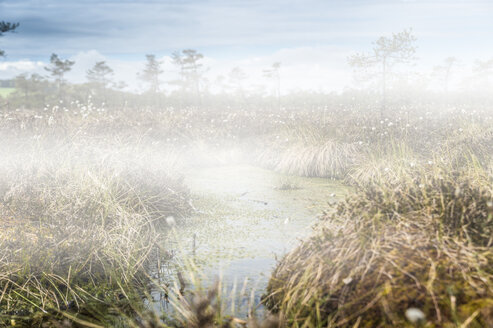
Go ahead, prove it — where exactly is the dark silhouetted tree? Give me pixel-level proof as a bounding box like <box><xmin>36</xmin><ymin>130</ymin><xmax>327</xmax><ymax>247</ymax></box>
<box><xmin>0</xmin><ymin>21</ymin><xmax>19</xmax><ymax>57</ymax></box>
<box><xmin>44</xmin><ymin>53</ymin><xmax>75</xmax><ymax>93</ymax></box>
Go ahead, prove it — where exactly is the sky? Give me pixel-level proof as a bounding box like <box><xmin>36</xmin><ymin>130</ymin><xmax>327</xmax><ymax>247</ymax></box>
<box><xmin>0</xmin><ymin>0</ymin><xmax>492</xmax><ymax>92</ymax></box>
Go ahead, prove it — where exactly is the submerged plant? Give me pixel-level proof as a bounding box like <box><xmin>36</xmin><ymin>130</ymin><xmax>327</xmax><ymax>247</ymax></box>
<box><xmin>274</xmin><ymin>176</ymin><xmax>301</xmax><ymax>191</ymax></box>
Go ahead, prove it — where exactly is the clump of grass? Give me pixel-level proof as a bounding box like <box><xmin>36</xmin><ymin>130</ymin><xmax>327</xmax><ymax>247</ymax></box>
<box><xmin>256</xmin><ymin>123</ymin><xmax>362</xmax><ymax>179</ymax></box>
<box><xmin>267</xmin><ymin>218</ymin><xmax>493</xmax><ymax>327</ymax></box>
<box><xmin>0</xmin><ymin>154</ymin><xmax>191</xmax><ymax>325</ymax></box>
<box><xmin>259</xmin><ymin>140</ymin><xmax>359</xmax><ymax>179</ymax></box>
<box><xmin>265</xmin><ymin>164</ymin><xmax>493</xmax><ymax>327</ymax></box>
<box><xmin>345</xmin><ymin>163</ymin><xmax>493</xmax><ymax>246</ymax></box>
<box><xmin>344</xmin><ymin>144</ymin><xmax>419</xmax><ymax>187</ymax></box>
<box><xmin>274</xmin><ymin>176</ymin><xmax>301</xmax><ymax>191</ymax></box>
<box><xmin>169</xmin><ymin>282</ymin><xmax>278</xmax><ymax>327</ymax></box>
<box><xmin>131</xmin><ymin>271</ymin><xmax>283</xmax><ymax>328</ymax></box>
<box><xmin>439</xmin><ymin>125</ymin><xmax>493</xmax><ymax>169</ymax></box>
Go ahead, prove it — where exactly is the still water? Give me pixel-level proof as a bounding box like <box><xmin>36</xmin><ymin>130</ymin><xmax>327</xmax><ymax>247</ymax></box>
<box><xmin>152</xmin><ymin>165</ymin><xmax>349</xmax><ymax>317</ymax></box>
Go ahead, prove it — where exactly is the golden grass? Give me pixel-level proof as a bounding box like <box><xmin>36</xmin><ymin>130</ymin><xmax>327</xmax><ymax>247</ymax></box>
<box><xmin>0</xmin><ymin>144</ymin><xmax>191</xmax><ymax>326</ymax></box>
<box><xmin>266</xmin><ymin>163</ymin><xmax>493</xmax><ymax>327</ymax></box>
<box><xmin>1</xmin><ymin>102</ymin><xmax>493</xmax><ymax>326</ymax></box>
<box><xmin>258</xmin><ymin>140</ymin><xmax>359</xmax><ymax>179</ymax></box>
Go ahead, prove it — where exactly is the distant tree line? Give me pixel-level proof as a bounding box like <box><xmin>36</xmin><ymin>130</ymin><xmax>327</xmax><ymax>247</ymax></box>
<box><xmin>2</xmin><ymin>23</ymin><xmax>493</xmax><ymax>112</ymax></box>
<box><xmin>0</xmin><ymin>80</ymin><xmax>15</xmax><ymax>88</ymax></box>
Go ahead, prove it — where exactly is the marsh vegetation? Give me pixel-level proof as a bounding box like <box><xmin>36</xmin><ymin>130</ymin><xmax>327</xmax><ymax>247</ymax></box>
<box><xmin>0</xmin><ymin>97</ymin><xmax>491</xmax><ymax>327</ymax></box>
<box><xmin>1</xmin><ymin>8</ymin><xmax>493</xmax><ymax>326</ymax></box>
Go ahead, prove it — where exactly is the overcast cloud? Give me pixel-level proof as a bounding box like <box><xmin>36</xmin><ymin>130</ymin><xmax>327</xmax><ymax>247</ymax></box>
<box><xmin>0</xmin><ymin>0</ymin><xmax>492</xmax><ymax>91</ymax></box>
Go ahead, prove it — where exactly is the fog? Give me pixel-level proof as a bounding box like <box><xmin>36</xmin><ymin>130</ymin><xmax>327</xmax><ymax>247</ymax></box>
<box><xmin>1</xmin><ymin>1</ymin><xmax>493</xmax><ymax>327</ymax></box>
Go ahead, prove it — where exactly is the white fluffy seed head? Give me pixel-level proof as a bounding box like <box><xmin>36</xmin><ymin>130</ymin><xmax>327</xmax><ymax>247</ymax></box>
<box><xmin>166</xmin><ymin>216</ymin><xmax>176</xmax><ymax>226</ymax></box>
<box><xmin>405</xmin><ymin>308</ymin><xmax>425</xmax><ymax>323</ymax></box>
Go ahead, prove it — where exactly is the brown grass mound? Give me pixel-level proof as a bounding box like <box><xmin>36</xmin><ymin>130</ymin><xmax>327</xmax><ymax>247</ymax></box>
<box><xmin>267</xmin><ymin>218</ymin><xmax>493</xmax><ymax>327</ymax></box>
<box><xmin>0</xmin><ymin>160</ymin><xmax>191</xmax><ymax>325</ymax></box>
<box><xmin>341</xmin><ymin>168</ymin><xmax>493</xmax><ymax>247</ymax></box>
<box><xmin>265</xmin><ymin>168</ymin><xmax>493</xmax><ymax>327</ymax></box>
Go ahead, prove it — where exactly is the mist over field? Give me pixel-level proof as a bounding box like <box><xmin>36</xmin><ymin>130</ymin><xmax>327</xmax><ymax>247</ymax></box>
<box><xmin>1</xmin><ymin>1</ymin><xmax>493</xmax><ymax>327</ymax></box>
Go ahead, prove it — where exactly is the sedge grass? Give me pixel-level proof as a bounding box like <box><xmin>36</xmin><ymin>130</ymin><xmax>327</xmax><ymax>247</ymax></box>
<box><xmin>266</xmin><ymin>160</ymin><xmax>493</xmax><ymax>327</ymax></box>
<box><xmin>0</xmin><ymin>143</ymin><xmax>191</xmax><ymax>326</ymax></box>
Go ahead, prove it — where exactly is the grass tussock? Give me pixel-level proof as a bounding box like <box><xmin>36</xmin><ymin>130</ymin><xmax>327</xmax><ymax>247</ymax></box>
<box><xmin>344</xmin><ymin>142</ymin><xmax>419</xmax><ymax>187</ymax></box>
<box><xmin>164</xmin><ymin>281</ymin><xmax>283</xmax><ymax>328</ymax></box>
<box><xmin>439</xmin><ymin>126</ymin><xmax>493</xmax><ymax>169</ymax></box>
<box><xmin>265</xmin><ymin>163</ymin><xmax>493</xmax><ymax>327</ymax></box>
<box><xmin>121</xmin><ymin>264</ymin><xmax>284</xmax><ymax>328</ymax></box>
<box><xmin>259</xmin><ymin>140</ymin><xmax>359</xmax><ymax>179</ymax></box>
<box><xmin>2</xmin><ymin>101</ymin><xmax>493</xmax><ymax>326</ymax></box>
<box><xmin>0</xmin><ymin>151</ymin><xmax>191</xmax><ymax>326</ymax></box>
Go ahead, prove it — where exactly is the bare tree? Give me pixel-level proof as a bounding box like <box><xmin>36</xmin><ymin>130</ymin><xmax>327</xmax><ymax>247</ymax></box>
<box><xmin>348</xmin><ymin>28</ymin><xmax>417</xmax><ymax>115</ymax></box>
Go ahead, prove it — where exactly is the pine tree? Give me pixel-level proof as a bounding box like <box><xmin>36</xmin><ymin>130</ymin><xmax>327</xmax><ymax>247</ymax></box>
<box><xmin>0</xmin><ymin>21</ymin><xmax>19</xmax><ymax>57</ymax></box>
<box><xmin>44</xmin><ymin>53</ymin><xmax>75</xmax><ymax>92</ymax></box>
<box><xmin>171</xmin><ymin>49</ymin><xmax>205</xmax><ymax>103</ymax></box>
<box><xmin>86</xmin><ymin>61</ymin><xmax>114</xmax><ymax>88</ymax></box>
<box><xmin>139</xmin><ymin>54</ymin><xmax>163</xmax><ymax>93</ymax></box>
<box><xmin>348</xmin><ymin>29</ymin><xmax>417</xmax><ymax>116</ymax></box>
